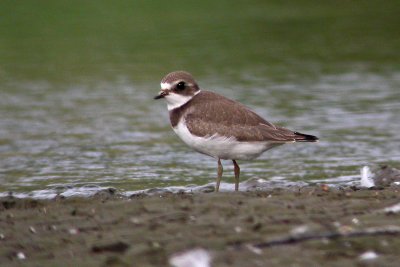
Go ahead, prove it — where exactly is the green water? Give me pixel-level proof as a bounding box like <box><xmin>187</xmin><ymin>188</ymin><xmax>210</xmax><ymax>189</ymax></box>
<box><xmin>1</xmin><ymin>1</ymin><xmax>400</xmax><ymax>197</ymax></box>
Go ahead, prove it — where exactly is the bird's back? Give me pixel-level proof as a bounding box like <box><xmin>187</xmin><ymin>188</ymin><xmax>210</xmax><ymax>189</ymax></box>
<box><xmin>169</xmin><ymin>90</ymin><xmax>318</xmax><ymax>143</ymax></box>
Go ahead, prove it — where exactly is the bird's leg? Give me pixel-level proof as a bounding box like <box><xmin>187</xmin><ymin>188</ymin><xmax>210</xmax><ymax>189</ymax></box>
<box><xmin>216</xmin><ymin>158</ymin><xmax>223</xmax><ymax>192</ymax></box>
<box><xmin>233</xmin><ymin>160</ymin><xmax>240</xmax><ymax>191</ymax></box>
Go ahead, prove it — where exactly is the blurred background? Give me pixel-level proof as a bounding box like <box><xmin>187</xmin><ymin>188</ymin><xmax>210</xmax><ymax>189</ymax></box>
<box><xmin>1</xmin><ymin>0</ymin><xmax>399</xmax><ymax>197</ymax></box>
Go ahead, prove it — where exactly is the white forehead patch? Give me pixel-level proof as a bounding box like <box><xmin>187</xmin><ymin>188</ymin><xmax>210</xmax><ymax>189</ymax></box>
<box><xmin>161</xmin><ymin>82</ymin><xmax>172</xmax><ymax>90</ymax></box>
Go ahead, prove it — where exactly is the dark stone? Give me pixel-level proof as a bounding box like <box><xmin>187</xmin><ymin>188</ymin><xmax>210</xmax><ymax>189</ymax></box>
<box><xmin>92</xmin><ymin>241</ymin><xmax>130</xmax><ymax>254</ymax></box>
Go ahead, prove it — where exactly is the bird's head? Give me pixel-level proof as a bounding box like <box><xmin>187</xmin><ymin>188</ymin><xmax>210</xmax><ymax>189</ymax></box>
<box><xmin>154</xmin><ymin>71</ymin><xmax>200</xmax><ymax>110</ymax></box>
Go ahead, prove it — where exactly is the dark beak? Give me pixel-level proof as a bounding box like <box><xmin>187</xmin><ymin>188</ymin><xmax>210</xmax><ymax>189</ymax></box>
<box><xmin>154</xmin><ymin>90</ymin><xmax>168</xmax><ymax>99</ymax></box>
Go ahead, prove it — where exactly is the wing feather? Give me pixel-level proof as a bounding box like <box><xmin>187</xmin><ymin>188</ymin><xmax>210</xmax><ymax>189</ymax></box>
<box><xmin>181</xmin><ymin>91</ymin><xmax>300</xmax><ymax>142</ymax></box>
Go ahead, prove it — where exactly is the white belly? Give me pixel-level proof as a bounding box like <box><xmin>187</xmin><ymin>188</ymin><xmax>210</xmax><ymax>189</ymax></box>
<box><xmin>173</xmin><ymin>120</ymin><xmax>279</xmax><ymax>160</ymax></box>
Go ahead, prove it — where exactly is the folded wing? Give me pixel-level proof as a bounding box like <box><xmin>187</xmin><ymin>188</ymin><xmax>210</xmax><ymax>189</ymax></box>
<box><xmin>184</xmin><ymin>91</ymin><xmax>318</xmax><ymax>143</ymax></box>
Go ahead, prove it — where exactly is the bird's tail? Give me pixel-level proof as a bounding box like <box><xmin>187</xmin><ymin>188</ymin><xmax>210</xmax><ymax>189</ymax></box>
<box><xmin>293</xmin><ymin>131</ymin><xmax>319</xmax><ymax>142</ymax></box>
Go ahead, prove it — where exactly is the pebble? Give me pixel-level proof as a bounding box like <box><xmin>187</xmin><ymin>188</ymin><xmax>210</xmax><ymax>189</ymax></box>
<box><xmin>169</xmin><ymin>248</ymin><xmax>211</xmax><ymax>267</ymax></box>
<box><xmin>321</xmin><ymin>184</ymin><xmax>329</xmax><ymax>192</ymax></box>
<box><xmin>359</xmin><ymin>250</ymin><xmax>378</xmax><ymax>261</ymax></box>
<box><xmin>290</xmin><ymin>225</ymin><xmax>310</xmax><ymax>235</ymax></box>
<box><xmin>17</xmin><ymin>252</ymin><xmax>26</xmax><ymax>260</ymax></box>
<box><xmin>29</xmin><ymin>226</ymin><xmax>36</xmax><ymax>234</ymax></box>
<box><xmin>245</xmin><ymin>244</ymin><xmax>262</xmax><ymax>255</ymax></box>
<box><xmin>130</xmin><ymin>217</ymin><xmax>141</xmax><ymax>225</ymax></box>
<box><xmin>383</xmin><ymin>203</ymin><xmax>400</xmax><ymax>214</ymax></box>
<box><xmin>234</xmin><ymin>226</ymin><xmax>242</xmax><ymax>233</ymax></box>
<box><xmin>351</xmin><ymin>218</ymin><xmax>360</xmax><ymax>225</ymax></box>
<box><xmin>68</xmin><ymin>228</ymin><xmax>79</xmax><ymax>235</ymax></box>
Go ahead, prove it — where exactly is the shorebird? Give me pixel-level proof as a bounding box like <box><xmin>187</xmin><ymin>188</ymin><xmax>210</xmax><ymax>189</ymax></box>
<box><xmin>155</xmin><ymin>71</ymin><xmax>318</xmax><ymax>192</ymax></box>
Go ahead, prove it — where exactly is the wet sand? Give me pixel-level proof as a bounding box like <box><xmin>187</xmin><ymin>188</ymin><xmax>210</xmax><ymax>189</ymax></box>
<box><xmin>1</xmin><ymin>186</ymin><xmax>400</xmax><ymax>267</ymax></box>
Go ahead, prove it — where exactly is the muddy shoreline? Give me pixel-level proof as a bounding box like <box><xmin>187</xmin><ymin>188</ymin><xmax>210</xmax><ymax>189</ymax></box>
<box><xmin>1</xmin><ymin>186</ymin><xmax>400</xmax><ymax>266</ymax></box>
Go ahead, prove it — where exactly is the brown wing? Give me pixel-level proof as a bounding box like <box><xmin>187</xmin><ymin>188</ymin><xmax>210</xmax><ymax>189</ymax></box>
<box><xmin>181</xmin><ymin>91</ymin><xmax>305</xmax><ymax>142</ymax></box>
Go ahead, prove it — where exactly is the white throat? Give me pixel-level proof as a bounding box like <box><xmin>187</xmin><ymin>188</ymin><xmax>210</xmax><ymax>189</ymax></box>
<box><xmin>165</xmin><ymin>92</ymin><xmax>198</xmax><ymax>111</ymax></box>
<box><xmin>161</xmin><ymin>82</ymin><xmax>200</xmax><ymax>110</ymax></box>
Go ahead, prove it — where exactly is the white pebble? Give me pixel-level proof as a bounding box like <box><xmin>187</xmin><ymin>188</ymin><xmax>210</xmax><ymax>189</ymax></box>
<box><xmin>130</xmin><ymin>217</ymin><xmax>141</xmax><ymax>224</ymax></box>
<box><xmin>68</xmin><ymin>228</ymin><xmax>79</xmax><ymax>235</ymax></box>
<box><xmin>360</xmin><ymin>166</ymin><xmax>375</xmax><ymax>188</ymax></box>
<box><xmin>291</xmin><ymin>225</ymin><xmax>310</xmax><ymax>235</ymax></box>
<box><xmin>17</xmin><ymin>252</ymin><xmax>26</xmax><ymax>260</ymax></box>
<box><xmin>169</xmin><ymin>248</ymin><xmax>211</xmax><ymax>267</ymax></box>
<box><xmin>359</xmin><ymin>251</ymin><xmax>378</xmax><ymax>261</ymax></box>
<box><xmin>245</xmin><ymin>244</ymin><xmax>262</xmax><ymax>255</ymax></box>
<box><xmin>29</xmin><ymin>226</ymin><xmax>36</xmax><ymax>234</ymax></box>
<box><xmin>383</xmin><ymin>203</ymin><xmax>400</xmax><ymax>214</ymax></box>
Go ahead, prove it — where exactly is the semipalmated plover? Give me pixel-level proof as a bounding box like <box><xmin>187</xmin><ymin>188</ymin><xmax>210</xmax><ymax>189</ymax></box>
<box><xmin>155</xmin><ymin>71</ymin><xmax>318</xmax><ymax>192</ymax></box>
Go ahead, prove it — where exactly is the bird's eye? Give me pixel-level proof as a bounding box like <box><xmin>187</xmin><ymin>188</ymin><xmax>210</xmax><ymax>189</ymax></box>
<box><xmin>176</xmin><ymin>82</ymin><xmax>185</xmax><ymax>90</ymax></box>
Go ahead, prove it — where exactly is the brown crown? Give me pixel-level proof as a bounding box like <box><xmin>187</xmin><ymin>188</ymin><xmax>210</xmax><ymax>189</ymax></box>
<box><xmin>161</xmin><ymin>71</ymin><xmax>198</xmax><ymax>85</ymax></box>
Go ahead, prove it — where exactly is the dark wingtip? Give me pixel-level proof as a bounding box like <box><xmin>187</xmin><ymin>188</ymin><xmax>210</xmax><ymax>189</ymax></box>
<box><xmin>294</xmin><ymin>131</ymin><xmax>319</xmax><ymax>142</ymax></box>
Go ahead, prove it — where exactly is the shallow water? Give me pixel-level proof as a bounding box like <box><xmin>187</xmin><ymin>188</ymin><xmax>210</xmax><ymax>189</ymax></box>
<box><xmin>1</xmin><ymin>1</ymin><xmax>399</xmax><ymax>197</ymax></box>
